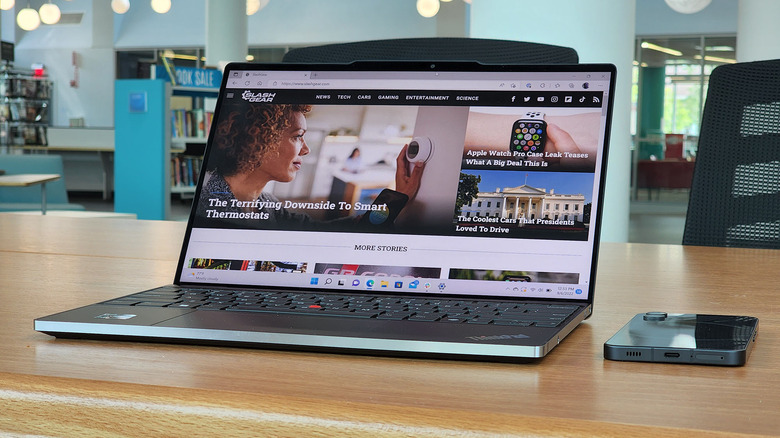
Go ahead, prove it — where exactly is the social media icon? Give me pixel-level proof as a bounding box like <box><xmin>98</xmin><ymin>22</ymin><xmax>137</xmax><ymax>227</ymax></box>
<box><xmin>523</xmin><ymin>96</ymin><xmax>531</xmax><ymax>102</ymax></box>
<box><xmin>551</xmin><ymin>96</ymin><xmax>559</xmax><ymax>103</ymax></box>
<box><xmin>565</xmin><ymin>96</ymin><xmax>573</xmax><ymax>103</ymax></box>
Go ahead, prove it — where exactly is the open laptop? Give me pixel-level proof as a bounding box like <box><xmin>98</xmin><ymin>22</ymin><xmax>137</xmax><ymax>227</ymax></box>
<box><xmin>36</xmin><ymin>61</ymin><xmax>616</xmax><ymax>361</ymax></box>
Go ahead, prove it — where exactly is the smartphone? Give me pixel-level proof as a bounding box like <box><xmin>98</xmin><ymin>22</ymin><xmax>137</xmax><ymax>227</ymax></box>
<box><xmin>604</xmin><ymin>312</ymin><xmax>758</xmax><ymax>366</ymax></box>
<box><xmin>357</xmin><ymin>188</ymin><xmax>408</xmax><ymax>227</ymax></box>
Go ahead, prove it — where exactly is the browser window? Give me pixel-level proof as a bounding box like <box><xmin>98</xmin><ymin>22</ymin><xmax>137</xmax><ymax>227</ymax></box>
<box><xmin>179</xmin><ymin>66</ymin><xmax>613</xmax><ymax>301</ymax></box>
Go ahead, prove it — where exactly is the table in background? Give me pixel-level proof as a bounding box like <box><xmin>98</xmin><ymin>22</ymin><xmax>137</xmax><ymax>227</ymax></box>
<box><xmin>0</xmin><ymin>173</ymin><xmax>60</xmax><ymax>214</ymax></box>
<box><xmin>0</xmin><ymin>214</ymin><xmax>777</xmax><ymax>437</ymax></box>
<box><xmin>9</xmin><ymin>145</ymin><xmax>114</xmax><ymax>200</ymax></box>
<box><xmin>635</xmin><ymin>159</ymin><xmax>695</xmax><ymax>200</ymax></box>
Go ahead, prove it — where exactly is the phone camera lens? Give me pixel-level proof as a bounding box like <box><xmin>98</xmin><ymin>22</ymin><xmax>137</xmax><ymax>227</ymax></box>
<box><xmin>643</xmin><ymin>312</ymin><xmax>668</xmax><ymax>321</ymax></box>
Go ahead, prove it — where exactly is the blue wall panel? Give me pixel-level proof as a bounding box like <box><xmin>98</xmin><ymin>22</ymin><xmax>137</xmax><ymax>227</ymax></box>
<box><xmin>114</xmin><ymin>79</ymin><xmax>169</xmax><ymax>220</ymax></box>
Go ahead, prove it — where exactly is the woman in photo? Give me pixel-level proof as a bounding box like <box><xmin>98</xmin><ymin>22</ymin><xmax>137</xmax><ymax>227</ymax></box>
<box><xmin>198</xmin><ymin>102</ymin><xmax>424</xmax><ymax>229</ymax></box>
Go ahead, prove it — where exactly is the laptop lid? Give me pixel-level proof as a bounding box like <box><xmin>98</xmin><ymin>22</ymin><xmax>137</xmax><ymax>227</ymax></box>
<box><xmin>176</xmin><ymin>61</ymin><xmax>615</xmax><ymax>308</ymax></box>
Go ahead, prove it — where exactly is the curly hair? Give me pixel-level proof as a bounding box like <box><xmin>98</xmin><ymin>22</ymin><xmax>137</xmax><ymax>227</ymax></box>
<box><xmin>209</xmin><ymin>103</ymin><xmax>312</xmax><ymax>176</ymax></box>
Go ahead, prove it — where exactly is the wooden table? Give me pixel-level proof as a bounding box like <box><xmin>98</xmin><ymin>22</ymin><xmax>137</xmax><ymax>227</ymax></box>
<box><xmin>0</xmin><ymin>173</ymin><xmax>61</xmax><ymax>214</ymax></box>
<box><xmin>0</xmin><ymin>215</ymin><xmax>777</xmax><ymax>437</ymax></box>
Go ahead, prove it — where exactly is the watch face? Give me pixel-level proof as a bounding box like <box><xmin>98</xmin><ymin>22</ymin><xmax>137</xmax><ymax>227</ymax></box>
<box><xmin>510</xmin><ymin>119</ymin><xmax>547</xmax><ymax>153</ymax></box>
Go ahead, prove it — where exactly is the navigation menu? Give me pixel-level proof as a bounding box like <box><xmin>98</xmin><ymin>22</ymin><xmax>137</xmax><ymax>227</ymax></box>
<box><xmin>225</xmin><ymin>89</ymin><xmax>605</xmax><ymax>108</ymax></box>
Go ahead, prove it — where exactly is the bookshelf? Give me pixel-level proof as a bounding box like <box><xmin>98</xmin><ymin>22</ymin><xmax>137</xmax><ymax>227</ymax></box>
<box><xmin>114</xmin><ymin>78</ymin><xmax>218</xmax><ymax>220</ymax></box>
<box><xmin>169</xmin><ymin>86</ymin><xmax>216</xmax><ymax>198</ymax></box>
<box><xmin>0</xmin><ymin>67</ymin><xmax>52</xmax><ymax>148</ymax></box>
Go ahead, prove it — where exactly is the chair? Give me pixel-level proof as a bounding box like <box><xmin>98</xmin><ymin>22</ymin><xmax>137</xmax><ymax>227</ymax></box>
<box><xmin>282</xmin><ymin>37</ymin><xmax>578</xmax><ymax>64</ymax></box>
<box><xmin>683</xmin><ymin>59</ymin><xmax>780</xmax><ymax>248</ymax></box>
<box><xmin>0</xmin><ymin>154</ymin><xmax>85</xmax><ymax>212</ymax></box>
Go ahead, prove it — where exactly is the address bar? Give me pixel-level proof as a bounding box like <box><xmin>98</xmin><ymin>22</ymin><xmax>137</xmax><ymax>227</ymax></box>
<box><xmin>226</xmin><ymin>78</ymin><xmax>516</xmax><ymax>90</ymax></box>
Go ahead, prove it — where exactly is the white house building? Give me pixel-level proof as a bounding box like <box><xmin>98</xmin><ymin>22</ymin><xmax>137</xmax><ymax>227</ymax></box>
<box><xmin>460</xmin><ymin>185</ymin><xmax>586</xmax><ymax>224</ymax></box>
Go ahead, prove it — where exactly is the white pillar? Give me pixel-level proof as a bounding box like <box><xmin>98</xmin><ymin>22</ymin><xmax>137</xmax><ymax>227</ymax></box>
<box><xmin>205</xmin><ymin>0</ymin><xmax>248</xmax><ymax>67</ymax></box>
<box><xmin>737</xmin><ymin>0</ymin><xmax>780</xmax><ymax>62</ymax></box>
<box><xmin>436</xmin><ymin>0</ymin><xmax>468</xmax><ymax>37</ymax></box>
<box><xmin>469</xmin><ymin>0</ymin><xmax>636</xmax><ymax>242</ymax></box>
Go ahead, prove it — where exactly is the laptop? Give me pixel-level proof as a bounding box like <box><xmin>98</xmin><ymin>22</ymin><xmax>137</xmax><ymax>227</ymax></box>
<box><xmin>36</xmin><ymin>61</ymin><xmax>616</xmax><ymax>361</ymax></box>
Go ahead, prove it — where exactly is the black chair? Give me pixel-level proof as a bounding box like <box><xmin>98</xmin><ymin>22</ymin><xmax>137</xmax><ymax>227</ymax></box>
<box><xmin>282</xmin><ymin>37</ymin><xmax>578</xmax><ymax>64</ymax></box>
<box><xmin>683</xmin><ymin>59</ymin><xmax>780</xmax><ymax>248</ymax></box>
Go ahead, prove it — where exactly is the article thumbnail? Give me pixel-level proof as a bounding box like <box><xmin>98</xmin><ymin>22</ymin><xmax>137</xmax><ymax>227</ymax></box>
<box><xmin>314</xmin><ymin>263</ymin><xmax>441</xmax><ymax>278</ymax></box>
<box><xmin>454</xmin><ymin>170</ymin><xmax>594</xmax><ymax>240</ymax></box>
<box><xmin>463</xmin><ymin>107</ymin><xmax>602</xmax><ymax>172</ymax></box>
<box><xmin>189</xmin><ymin>258</ymin><xmax>307</xmax><ymax>273</ymax></box>
<box><xmin>448</xmin><ymin>269</ymin><xmax>579</xmax><ymax>284</ymax></box>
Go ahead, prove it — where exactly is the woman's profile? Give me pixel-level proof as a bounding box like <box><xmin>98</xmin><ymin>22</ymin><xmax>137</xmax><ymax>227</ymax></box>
<box><xmin>197</xmin><ymin>102</ymin><xmax>425</xmax><ymax>229</ymax></box>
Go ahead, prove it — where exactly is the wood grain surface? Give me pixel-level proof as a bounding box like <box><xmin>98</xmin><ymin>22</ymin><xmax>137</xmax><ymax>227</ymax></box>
<box><xmin>0</xmin><ymin>215</ymin><xmax>777</xmax><ymax>437</ymax></box>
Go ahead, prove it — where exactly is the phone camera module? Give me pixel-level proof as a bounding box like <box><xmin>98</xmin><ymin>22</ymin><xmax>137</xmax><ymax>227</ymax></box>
<box><xmin>643</xmin><ymin>312</ymin><xmax>668</xmax><ymax>321</ymax></box>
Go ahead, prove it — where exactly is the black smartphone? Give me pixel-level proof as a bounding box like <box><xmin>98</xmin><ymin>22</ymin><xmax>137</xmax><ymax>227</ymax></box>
<box><xmin>357</xmin><ymin>188</ymin><xmax>408</xmax><ymax>227</ymax></box>
<box><xmin>509</xmin><ymin>111</ymin><xmax>547</xmax><ymax>153</ymax></box>
<box><xmin>604</xmin><ymin>312</ymin><xmax>758</xmax><ymax>366</ymax></box>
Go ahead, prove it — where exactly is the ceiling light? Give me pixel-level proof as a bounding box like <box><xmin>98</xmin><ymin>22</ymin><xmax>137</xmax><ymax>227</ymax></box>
<box><xmin>17</xmin><ymin>6</ymin><xmax>41</xmax><ymax>31</ymax></box>
<box><xmin>416</xmin><ymin>0</ymin><xmax>439</xmax><ymax>17</ymax></box>
<box><xmin>151</xmin><ymin>0</ymin><xmax>171</xmax><ymax>14</ymax></box>
<box><xmin>640</xmin><ymin>42</ymin><xmax>683</xmax><ymax>57</ymax></box>
<box><xmin>39</xmin><ymin>2</ymin><xmax>61</xmax><ymax>25</ymax></box>
<box><xmin>111</xmin><ymin>0</ymin><xmax>130</xmax><ymax>14</ymax></box>
<box><xmin>664</xmin><ymin>0</ymin><xmax>711</xmax><ymax>14</ymax></box>
<box><xmin>0</xmin><ymin>0</ymin><xmax>14</xmax><ymax>11</ymax></box>
<box><xmin>694</xmin><ymin>55</ymin><xmax>737</xmax><ymax>64</ymax></box>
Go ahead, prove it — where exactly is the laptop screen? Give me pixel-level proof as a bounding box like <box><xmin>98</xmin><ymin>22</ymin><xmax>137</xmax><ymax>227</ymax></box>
<box><xmin>176</xmin><ymin>62</ymin><xmax>615</xmax><ymax>302</ymax></box>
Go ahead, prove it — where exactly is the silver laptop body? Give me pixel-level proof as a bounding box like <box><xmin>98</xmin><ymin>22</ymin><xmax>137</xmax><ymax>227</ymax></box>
<box><xmin>36</xmin><ymin>61</ymin><xmax>616</xmax><ymax>361</ymax></box>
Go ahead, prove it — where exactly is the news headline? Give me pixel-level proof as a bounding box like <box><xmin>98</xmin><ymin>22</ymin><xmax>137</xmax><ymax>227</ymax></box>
<box><xmin>203</xmin><ymin>198</ymin><xmax>387</xmax><ymax>220</ymax></box>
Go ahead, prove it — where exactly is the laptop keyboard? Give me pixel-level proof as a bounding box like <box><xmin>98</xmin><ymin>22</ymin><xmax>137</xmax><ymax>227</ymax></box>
<box><xmin>102</xmin><ymin>286</ymin><xmax>581</xmax><ymax>328</ymax></box>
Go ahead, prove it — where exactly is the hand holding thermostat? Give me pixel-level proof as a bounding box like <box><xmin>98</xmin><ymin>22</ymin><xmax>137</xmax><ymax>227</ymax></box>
<box><xmin>395</xmin><ymin>143</ymin><xmax>426</xmax><ymax>201</ymax></box>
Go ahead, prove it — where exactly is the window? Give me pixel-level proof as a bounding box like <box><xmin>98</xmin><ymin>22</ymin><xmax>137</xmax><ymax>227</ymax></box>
<box><xmin>634</xmin><ymin>36</ymin><xmax>736</xmax><ymax>159</ymax></box>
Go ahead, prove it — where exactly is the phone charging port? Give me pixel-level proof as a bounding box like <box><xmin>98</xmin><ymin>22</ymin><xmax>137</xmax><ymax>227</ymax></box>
<box><xmin>664</xmin><ymin>352</ymin><xmax>680</xmax><ymax>358</ymax></box>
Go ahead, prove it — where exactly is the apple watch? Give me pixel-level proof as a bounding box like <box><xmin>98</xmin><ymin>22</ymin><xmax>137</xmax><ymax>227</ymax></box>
<box><xmin>509</xmin><ymin>112</ymin><xmax>547</xmax><ymax>153</ymax></box>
